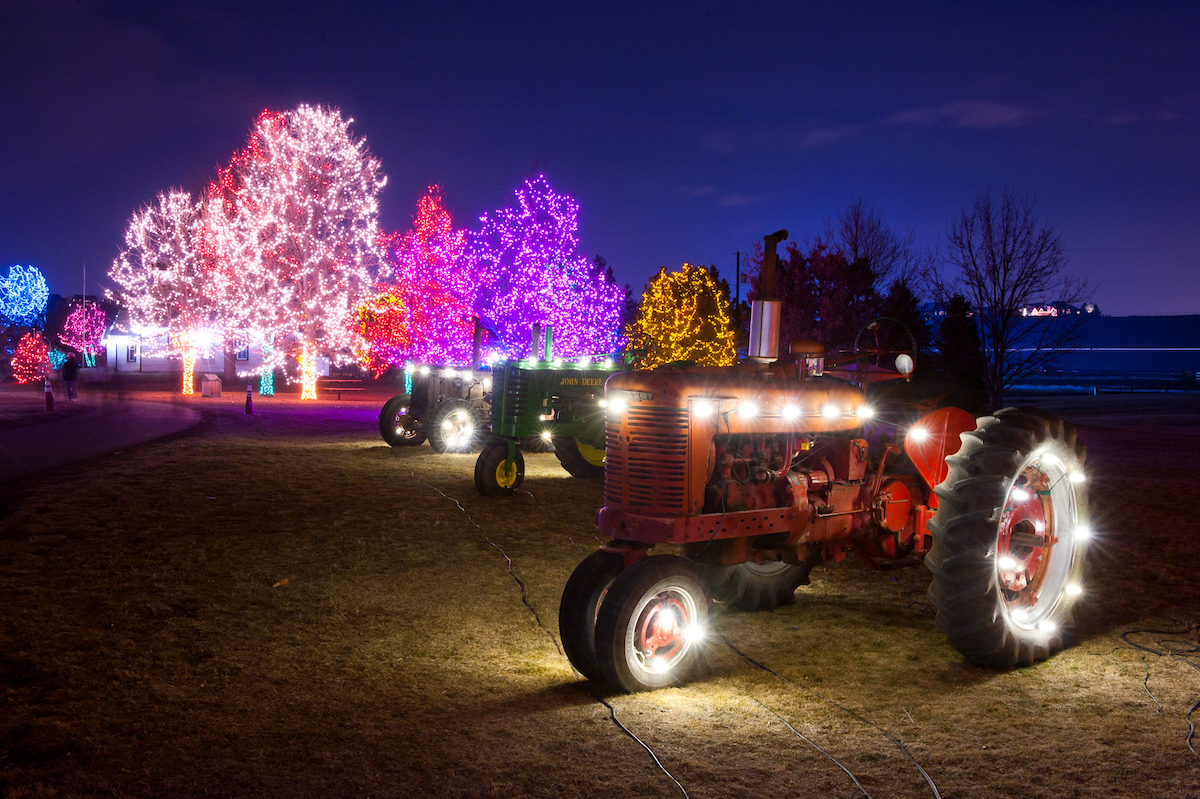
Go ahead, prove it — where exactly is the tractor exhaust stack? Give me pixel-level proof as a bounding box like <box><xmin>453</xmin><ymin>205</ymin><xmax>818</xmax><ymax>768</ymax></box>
<box><xmin>747</xmin><ymin>229</ymin><xmax>788</xmax><ymax>363</ymax></box>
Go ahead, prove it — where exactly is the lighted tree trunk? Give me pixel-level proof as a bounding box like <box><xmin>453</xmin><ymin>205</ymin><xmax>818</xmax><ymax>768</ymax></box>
<box><xmin>182</xmin><ymin>342</ymin><xmax>196</xmax><ymax>396</ymax></box>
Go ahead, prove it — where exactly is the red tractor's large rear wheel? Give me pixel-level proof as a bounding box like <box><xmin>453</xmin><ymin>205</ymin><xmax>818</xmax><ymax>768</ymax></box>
<box><xmin>926</xmin><ymin>408</ymin><xmax>1091</xmax><ymax>668</ymax></box>
<box><xmin>594</xmin><ymin>556</ymin><xmax>712</xmax><ymax>692</ymax></box>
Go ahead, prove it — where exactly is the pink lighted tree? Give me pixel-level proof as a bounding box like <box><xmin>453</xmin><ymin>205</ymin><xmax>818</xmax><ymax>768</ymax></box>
<box><xmin>210</xmin><ymin>105</ymin><xmax>386</xmax><ymax>398</ymax></box>
<box><xmin>468</xmin><ymin>175</ymin><xmax>622</xmax><ymax>357</ymax></box>
<box><xmin>60</xmin><ymin>301</ymin><xmax>106</xmax><ymax>364</ymax></box>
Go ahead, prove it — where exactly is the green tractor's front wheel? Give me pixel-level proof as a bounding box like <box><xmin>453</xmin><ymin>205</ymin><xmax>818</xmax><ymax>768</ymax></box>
<box><xmin>474</xmin><ymin>441</ymin><xmax>524</xmax><ymax>497</ymax></box>
<box><xmin>552</xmin><ymin>436</ymin><xmax>605</xmax><ymax>479</ymax></box>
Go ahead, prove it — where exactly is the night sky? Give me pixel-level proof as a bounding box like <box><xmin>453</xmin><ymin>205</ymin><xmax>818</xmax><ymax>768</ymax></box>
<box><xmin>2</xmin><ymin>1</ymin><xmax>1197</xmax><ymax>316</ymax></box>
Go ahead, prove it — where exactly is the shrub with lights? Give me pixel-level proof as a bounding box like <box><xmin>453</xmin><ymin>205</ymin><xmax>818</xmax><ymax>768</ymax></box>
<box><xmin>0</xmin><ymin>265</ymin><xmax>50</xmax><ymax>328</ymax></box>
<box><xmin>626</xmin><ymin>263</ymin><xmax>737</xmax><ymax>368</ymax></box>
<box><xmin>11</xmin><ymin>331</ymin><xmax>49</xmax><ymax>383</ymax></box>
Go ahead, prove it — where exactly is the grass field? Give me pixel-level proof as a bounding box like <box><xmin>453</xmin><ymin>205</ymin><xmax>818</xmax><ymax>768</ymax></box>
<box><xmin>1</xmin><ymin>390</ymin><xmax>1199</xmax><ymax>797</ymax></box>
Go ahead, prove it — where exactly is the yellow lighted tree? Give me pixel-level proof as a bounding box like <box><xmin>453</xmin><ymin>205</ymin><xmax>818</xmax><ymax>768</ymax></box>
<box><xmin>626</xmin><ymin>263</ymin><xmax>736</xmax><ymax>368</ymax></box>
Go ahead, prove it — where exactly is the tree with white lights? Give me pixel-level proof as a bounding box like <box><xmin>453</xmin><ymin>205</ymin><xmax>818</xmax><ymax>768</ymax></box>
<box><xmin>109</xmin><ymin>190</ymin><xmax>214</xmax><ymax>394</ymax></box>
<box><xmin>212</xmin><ymin>105</ymin><xmax>387</xmax><ymax>398</ymax></box>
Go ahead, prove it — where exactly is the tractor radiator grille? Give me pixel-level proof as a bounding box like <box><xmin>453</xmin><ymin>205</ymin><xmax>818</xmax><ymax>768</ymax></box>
<box><xmin>605</xmin><ymin>405</ymin><xmax>689</xmax><ymax>513</ymax></box>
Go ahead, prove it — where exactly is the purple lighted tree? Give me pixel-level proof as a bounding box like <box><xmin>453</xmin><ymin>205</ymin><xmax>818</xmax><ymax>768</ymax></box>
<box><xmin>468</xmin><ymin>175</ymin><xmax>622</xmax><ymax>357</ymax></box>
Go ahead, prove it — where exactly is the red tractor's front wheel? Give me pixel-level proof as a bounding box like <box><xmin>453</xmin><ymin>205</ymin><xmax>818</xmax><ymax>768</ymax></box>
<box><xmin>926</xmin><ymin>408</ymin><xmax>1091</xmax><ymax>668</ymax></box>
<box><xmin>559</xmin><ymin>550</ymin><xmax>625</xmax><ymax>683</ymax></box>
<box><xmin>594</xmin><ymin>556</ymin><xmax>712</xmax><ymax>692</ymax></box>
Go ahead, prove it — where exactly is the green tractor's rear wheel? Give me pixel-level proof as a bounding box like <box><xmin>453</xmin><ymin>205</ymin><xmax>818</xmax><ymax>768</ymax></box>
<box><xmin>428</xmin><ymin>399</ymin><xmax>481</xmax><ymax>453</ymax></box>
<box><xmin>379</xmin><ymin>394</ymin><xmax>426</xmax><ymax>447</ymax></box>
<box><xmin>474</xmin><ymin>441</ymin><xmax>524</xmax><ymax>497</ymax></box>
<box><xmin>559</xmin><ymin>550</ymin><xmax>626</xmax><ymax>683</ymax></box>
<box><xmin>594</xmin><ymin>555</ymin><xmax>711</xmax><ymax>692</ymax></box>
<box><xmin>926</xmin><ymin>407</ymin><xmax>1091</xmax><ymax>668</ymax></box>
<box><xmin>552</xmin><ymin>436</ymin><xmax>605</xmax><ymax>479</ymax></box>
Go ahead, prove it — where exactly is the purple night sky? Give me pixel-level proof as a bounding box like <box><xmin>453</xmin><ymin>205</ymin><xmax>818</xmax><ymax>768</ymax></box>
<box><xmin>1</xmin><ymin>1</ymin><xmax>1197</xmax><ymax>316</ymax></box>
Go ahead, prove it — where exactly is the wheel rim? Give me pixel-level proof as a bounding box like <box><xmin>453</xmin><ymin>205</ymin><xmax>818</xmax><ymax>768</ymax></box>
<box><xmin>440</xmin><ymin>409</ymin><xmax>476</xmax><ymax>450</ymax></box>
<box><xmin>995</xmin><ymin>445</ymin><xmax>1082</xmax><ymax>631</ymax></box>
<box><xmin>494</xmin><ymin>459</ymin><xmax>518</xmax><ymax>488</ymax></box>
<box><xmin>576</xmin><ymin>439</ymin><xmax>606</xmax><ymax>467</ymax></box>
<box><xmin>741</xmin><ymin>561</ymin><xmax>792</xmax><ymax>578</ymax></box>
<box><xmin>625</xmin><ymin>578</ymin><xmax>702</xmax><ymax>680</ymax></box>
<box><xmin>395</xmin><ymin>412</ymin><xmax>418</xmax><ymax>439</ymax></box>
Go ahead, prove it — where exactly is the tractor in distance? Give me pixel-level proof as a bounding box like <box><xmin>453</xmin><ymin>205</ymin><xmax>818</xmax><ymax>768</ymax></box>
<box><xmin>560</xmin><ymin>229</ymin><xmax>1092</xmax><ymax>692</ymax></box>
<box><xmin>473</xmin><ymin>329</ymin><xmax>621</xmax><ymax>495</ymax></box>
<box><xmin>377</xmin><ymin>321</ymin><xmax>624</xmax><ymax>488</ymax></box>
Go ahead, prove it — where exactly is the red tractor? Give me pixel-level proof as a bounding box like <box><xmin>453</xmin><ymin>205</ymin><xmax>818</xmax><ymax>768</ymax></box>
<box><xmin>559</xmin><ymin>231</ymin><xmax>1092</xmax><ymax>692</ymax></box>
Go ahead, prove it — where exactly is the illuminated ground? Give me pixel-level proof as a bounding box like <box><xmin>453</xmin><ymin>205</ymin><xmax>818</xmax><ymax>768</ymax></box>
<box><xmin>1</xmin><ymin>389</ymin><xmax>1198</xmax><ymax>797</ymax></box>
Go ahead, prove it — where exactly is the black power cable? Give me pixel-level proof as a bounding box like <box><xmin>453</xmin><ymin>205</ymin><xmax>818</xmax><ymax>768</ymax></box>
<box><xmin>720</xmin><ymin>634</ymin><xmax>943</xmax><ymax>799</ymax></box>
<box><xmin>1121</xmin><ymin>625</ymin><xmax>1200</xmax><ymax>762</ymax></box>
<box><xmin>417</xmin><ymin>475</ymin><xmax>691</xmax><ymax>798</ymax></box>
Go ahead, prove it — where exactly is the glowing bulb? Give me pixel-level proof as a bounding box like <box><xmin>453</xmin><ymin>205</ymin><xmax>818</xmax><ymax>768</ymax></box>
<box><xmin>608</xmin><ymin>396</ymin><xmax>626</xmax><ymax>414</ymax></box>
<box><xmin>739</xmin><ymin>401</ymin><xmax>759</xmax><ymax>419</ymax></box>
<box><xmin>1010</xmin><ymin>488</ymin><xmax>1031</xmax><ymax>502</ymax></box>
<box><xmin>443</xmin><ymin>368</ymin><xmax>457</xmax><ymax>379</ymax></box>
<box><xmin>1010</xmin><ymin>607</ymin><xmax>1031</xmax><ymax>622</ymax></box>
<box><xmin>683</xmin><ymin>624</ymin><xmax>705</xmax><ymax>643</ymax></box>
<box><xmin>822</xmin><ymin>404</ymin><xmax>841</xmax><ymax>420</ymax></box>
<box><xmin>1065</xmin><ymin>583</ymin><xmax>1082</xmax><ymax>596</ymax></box>
<box><xmin>908</xmin><ymin>426</ymin><xmax>929</xmax><ymax>443</ymax></box>
<box><xmin>603</xmin><ymin>358</ymin><xmax>613</xmax><ymax>369</ymax></box>
<box><xmin>693</xmin><ymin>399</ymin><xmax>714</xmax><ymax>418</ymax></box>
<box><xmin>541</xmin><ymin>430</ymin><xmax>552</xmax><ymax>441</ymax></box>
<box><xmin>404</xmin><ymin>363</ymin><xmax>416</xmax><ymax>374</ymax></box>
<box><xmin>419</xmin><ymin>365</ymin><xmax>430</xmax><ymax>376</ymax></box>
<box><xmin>1069</xmin><ymin>471</ymin><xmax>1086</xmax><ymax>484</ymax></box>
<box><xmin>1074</xmin><ymin>525</ymin><xmax>1092</xmax><ymax>541</ymax></box>
<box><xmin>552</xmin><ymin>357</ymin><xmax>562</xmax><ymax>368</ymax></box>
<box><xmin>997</xmin><ymin>555</ymin><xmax>1019</xmax><ymax>571</ymax></box>
<box><xmin>856</xmin><ymin>405</ymin><xmax>874</xmax><ymax>420</ymax></box>
<box><xmin>598</xmin><ymin>399</ymin><xmax>608</xmax><ymax>408</ymax></box>
<box><xmin>483</xmin><ymin>378</ymin><xmax>492</xmax><ymax>391</ymax></box>
<box><xmin>1039</xmin><ymin>620</ymin><xmax>1058</xmax><ymax>633</ymax></box>
<box><xmin>649</xmin><ymin>658</ymin><xmax>670</xmax><ymax>674</ymax></box>
<box><xmin>782</xmin><ymin>404</ymin><xmax>801</xmax><ymax>420</ymax></box>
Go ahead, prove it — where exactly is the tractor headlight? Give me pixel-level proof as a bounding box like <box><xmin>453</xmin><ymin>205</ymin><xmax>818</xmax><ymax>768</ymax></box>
<box><xmin>693</xmin><ymin>399</ymin><xmax>714</xmax><ymax>418</ymax></box>
<box><xmin>738</xmin><ymin>401</ymin><xmax>759</xmax><ymax>419</ymax></box>
<box><xmin>607</xmin><ymin>396</ymin><xmax>626</xmax><ymax>415</ymax></box>
<box><xmin>822</xmin><ymin>404</ymin><xmax>841</xmax><ymax>420</ymax></box>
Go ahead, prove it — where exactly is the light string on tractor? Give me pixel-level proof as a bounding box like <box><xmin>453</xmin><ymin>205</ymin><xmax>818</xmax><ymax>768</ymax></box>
<box><xmin>1121</xmin><ymin>624</ymin><xmax>1200</xmax><ymax>762</ymax></box>
<box><xmin>414</xmin><ymin>473</ymin><xmax>692</xmax><ymax>799</ymax></box>
<box><xmin>719</xmin><ymin>633</ymin><xmax>944</xmax><ymax>799</ymax></box>
<box><xmin>750</xmin><ymin>696</ymin><xmax>874</xmax><ymax>798</ymax></box>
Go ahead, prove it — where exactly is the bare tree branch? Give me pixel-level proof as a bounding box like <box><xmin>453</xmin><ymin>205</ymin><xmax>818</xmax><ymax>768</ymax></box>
<box><xmin>941</xmin><ymin>187</ymin><xmax>1091</xmax><ymax>408</ymax></box>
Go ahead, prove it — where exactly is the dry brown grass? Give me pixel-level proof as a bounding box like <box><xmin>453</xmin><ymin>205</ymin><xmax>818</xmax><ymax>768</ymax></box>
<box><xmin>1</xmin><ymin>392</ymin><xmax>1199</xmax><ymax>797</ymax></box>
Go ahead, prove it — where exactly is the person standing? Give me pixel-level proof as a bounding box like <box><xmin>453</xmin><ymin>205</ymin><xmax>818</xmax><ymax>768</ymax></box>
<box><xmin>63</xmin><ymin>355</ymin><xmax>80</xmax><ymax>401</ymax></box>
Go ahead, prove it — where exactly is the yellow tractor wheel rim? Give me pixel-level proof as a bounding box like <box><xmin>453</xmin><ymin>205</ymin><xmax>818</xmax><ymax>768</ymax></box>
<box><xmin>576</xmin><ymin>439</ymin><xmax>606</xmax><ymax>467</ymax></box>
<box><xmin>495</xmin><ymin>460</ymin><xmax>519</xmax><ymax>488</ymax></box>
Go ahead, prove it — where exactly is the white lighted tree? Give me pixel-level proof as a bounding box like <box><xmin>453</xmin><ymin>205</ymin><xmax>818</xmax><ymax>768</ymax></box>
<box><xmin>212</xmin><ymin>105</ymin><xmax>386</xmax><ymax>398</ymax></box>
<box><xmin>109</xmin><ymin>190</ymin><xmax>214</xmax><ymax>395</ymax></box>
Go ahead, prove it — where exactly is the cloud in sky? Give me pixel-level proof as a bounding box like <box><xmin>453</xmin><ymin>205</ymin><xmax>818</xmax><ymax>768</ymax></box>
<box><xmin>883</xmin><ymin>100</ymin><xmax>1042</xmax><ymax>130</ymax></box>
